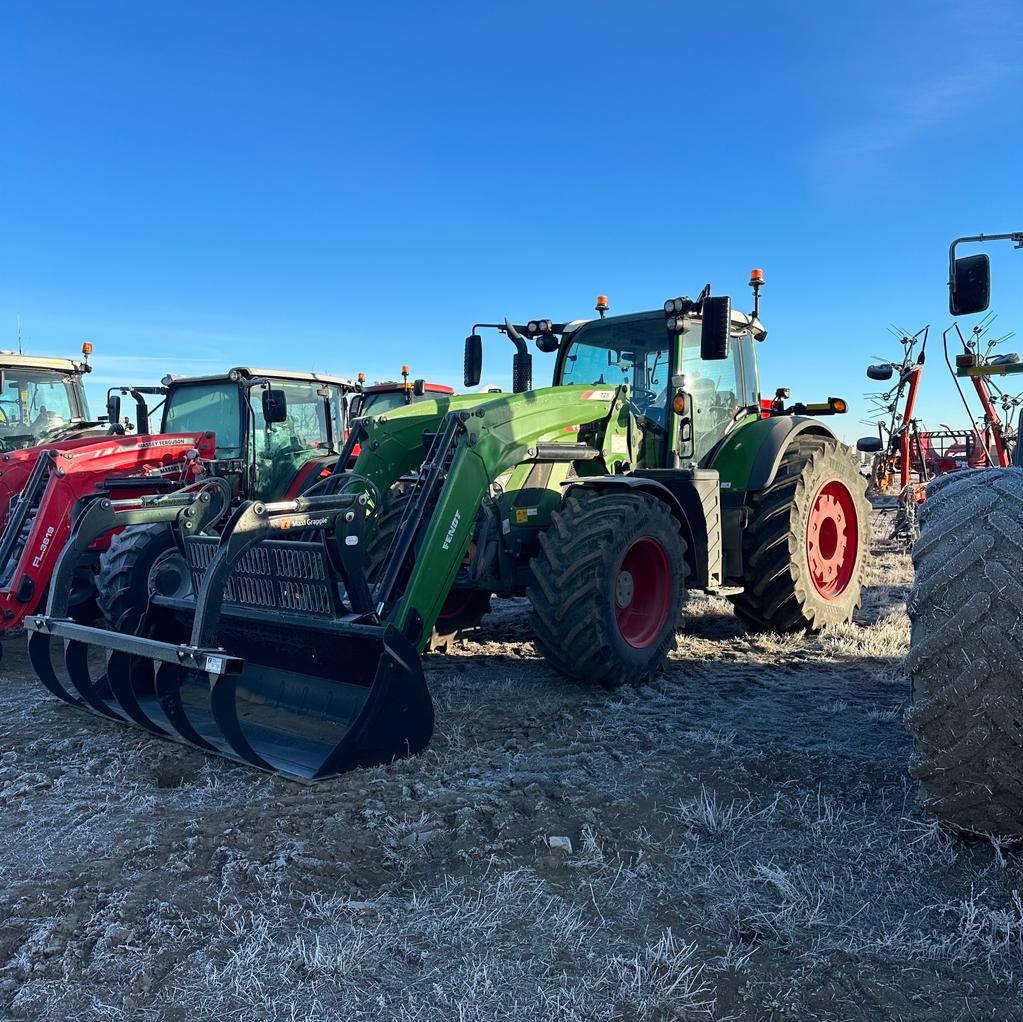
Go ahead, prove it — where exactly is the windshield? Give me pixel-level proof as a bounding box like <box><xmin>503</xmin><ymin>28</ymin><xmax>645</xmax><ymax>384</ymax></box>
<box><xmin>560</xmin><ymin>315</ymin><xmax>671</xmax><ymax>414</ymax></box>
<box><xmin>355</xmin><ymin>389</ymin><xmax>408</xmax><ymax>417</ymax></box>
<box><xmin>0</xmin><ymin>370</ymin><xmax>86</xmax><ymax>449</ymax></box>
<box><xmin>163</xmin><ymin>382</ymin><xmax>242</xmax><ymax>457</ymax></box>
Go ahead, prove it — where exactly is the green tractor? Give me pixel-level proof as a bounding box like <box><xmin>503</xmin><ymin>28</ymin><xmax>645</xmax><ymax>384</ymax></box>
<box><xmin>28</xmin><ymin>274</ymin><xmax>869</xmax><ymax>780</ymax></box>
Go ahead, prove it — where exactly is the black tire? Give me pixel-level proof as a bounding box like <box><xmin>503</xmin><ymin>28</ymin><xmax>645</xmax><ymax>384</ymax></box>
<box><xmin>907</xmin><ymin>467</ymin><xmax>1023</xmax><ymax>837</ymax></box>
<box><xmin>730</xmin><ymin>438</ymin><xmax>870</xmax><ymax>631</ymax></box>
<box><xmin>365</xmin><ymin>487</ymin><xmax>491</xmax><ymax>652</ymax></box>
<box><xmin>96</xmin><ymin>524</ymin><xmax>192</xmax><ymax>633</ymax></box>
<box><xmin>528</xmin><ymin>489</ymin><xmax>688</xmax><ymax>687</ymax></box>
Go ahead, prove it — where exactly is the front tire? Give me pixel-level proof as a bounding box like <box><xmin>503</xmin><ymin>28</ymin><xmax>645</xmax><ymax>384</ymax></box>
<box><xmin>529</xmin><ymin>489</ymin><xmax>688</xmax><ymax>687</ymax></box>
<box><xmin>907</xmin><ymin>467</ymin><xmax>1023</xmax><ymax>837</ymax></box>
<box><xmin>730</xmin><ymin>438</ymin><xmax>869</xmax><ymax>631</ymax></box>
<box><xmin>96</xmin><ymin>525</ymin><xmax>192</xmax><ymax>633</ymax></box>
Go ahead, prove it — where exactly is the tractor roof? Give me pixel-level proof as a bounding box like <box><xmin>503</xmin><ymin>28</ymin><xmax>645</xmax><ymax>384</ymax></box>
<box><xmin>563</xmin><ymin>306</ymin><xmax>767</xmax><ymax>341</ymax></box>
<box><xmin>165</xmin><ymin>367</ymin><xmax>358</xmax><ymax>389</ymax></box>
<box><xmin>363</xmin><ymin>381</ymin><xmax>454</xmax><ymax>394</ymax></box>
<box><xmin>0</xmin><ymin>352</ymin><xmax>88</xmax><ymax>374</ymax></box>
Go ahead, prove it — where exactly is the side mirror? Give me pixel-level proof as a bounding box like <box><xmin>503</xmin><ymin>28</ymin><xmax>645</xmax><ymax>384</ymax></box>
<box><xmin>106</xmin><ymin>394</ymin><xmax>121</xmax><ymax>424</ymax></box>
<box><xmin>464</xmin><ymin>334</ymin><xmax>483</xmax><ymax>388</ymax></box>
<box><xmin>412</xmin><ymin>378</ymin><xmax>426</xmax><ymax>397</ymax></box>
<box><xmin>866</xmin><ymin>364</ymin><xmax>894</xmax><ymax>381</ymax></box>
<box><xmin>262</xmin><ymin>387</ymin><xmax>288</xmax><ymax>424</ymax></box>
<box><xmin>700</xmin><ymin>296</ymin><xmax>731</xmax><ymax>360</ymax></box>
<box><xmin>856</xmin><ymin>436</ymin><xmax>884</xmax><ymax>453</ymax></box>
<box><xmin>950</xmin><ymin>253</ymin><xmax>991</xmax><ymax>316</ymax></box>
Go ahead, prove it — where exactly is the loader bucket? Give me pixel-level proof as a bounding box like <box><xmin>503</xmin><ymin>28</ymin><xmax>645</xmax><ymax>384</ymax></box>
<box><xmin>27</xmin><ymin>615</ymin><xmax>433</xmax><ymax>779</ymax></box>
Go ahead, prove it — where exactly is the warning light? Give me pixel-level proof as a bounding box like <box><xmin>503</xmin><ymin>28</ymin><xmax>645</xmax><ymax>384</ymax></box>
<box><xmin>357</xmin><ymin>371</ymin><xmax>366</xmax><ymax>383</ymax></box>
<box><xmin>401</xmin><ymin>364</ymin><xmax>409</xmax><ymax>375</ymax></box>
<box><xmin>829</xmin><ymin>397</ymin><xmax>848</xmax><ymax>414</ymax></box>
<box><xmin>671</xmin><ymin>392</ymin><xmax>687</xmax><ymax>415</ymax></box>
<box><xmin>81</xmin><ymin>341</ymin><xmax>93</xmax><ymax>356</ymax></box>
<box><xmin>595</xmin><ymin>295</ymin><xmax>609</xmax><ymax>318</ymax></box>
<box><xmin>749</xmin><ymin>268</ymin><xmax>764</xmax><ymax>286</ymax></box>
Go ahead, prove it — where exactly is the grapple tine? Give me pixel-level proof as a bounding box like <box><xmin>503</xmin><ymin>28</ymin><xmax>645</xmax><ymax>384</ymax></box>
<box><xmin>153</xmin><ymin>662</ymin><xmax>225</xmax><ymax>756</ymax></box>
<box><xmin>207</xmin><ymin>673</ymin><xmax>279</xmax><ymax>773</ymax></box>
<box><xmin>27</xmin><ymin>629</ymin><xmax>83</xmax><ymax>708</ymax></box>
<box><xmin>63</xmin><ymin>641</ymin><xmax>127</xmax><ymax>721</ymax></box>
<box><xmin>106</xmin><ymin>651</ymin><xmax>171</xmax><ymax>736</ymax></box>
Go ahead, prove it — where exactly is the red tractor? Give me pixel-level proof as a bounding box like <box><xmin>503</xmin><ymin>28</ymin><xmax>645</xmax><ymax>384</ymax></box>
<box><xmin>0</xmin><ymin>366</ymin><xmax>358</xmax><ymax>654</ymax></box>
<box><xmin>351</xmin><ymin>366</ymin><xmax>454</xmax><ymax>417</ymax></box>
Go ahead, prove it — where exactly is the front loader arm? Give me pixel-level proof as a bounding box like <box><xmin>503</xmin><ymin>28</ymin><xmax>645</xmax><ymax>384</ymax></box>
<box><xmin>381</xmin><ymin>385</ymin><xmax>632</xmax><ymax>648</ymax></box>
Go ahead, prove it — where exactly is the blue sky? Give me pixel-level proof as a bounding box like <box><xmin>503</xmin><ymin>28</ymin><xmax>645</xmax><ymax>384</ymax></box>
<box><xmin>1</xmin><ymin>1</ymin><xmax>1021</xmax><ymax>441</ymax></box>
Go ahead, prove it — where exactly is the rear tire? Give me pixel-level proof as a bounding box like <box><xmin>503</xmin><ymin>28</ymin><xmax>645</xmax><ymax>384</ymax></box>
<box><xmin>730</xmin><ymin>439</ymin><xmax>869</xmax><ymax>631</ymax></box>
<box><xmin>96</xmin><ymin>525</ymin><xmax>192</xmax><ymax>633</ymax></box>
<box><xmin>907</xmin><ymin>467</ymin><xmax>1023</xmax><ymax>837</ymax></box>
<box><xmin>529</xmin><ymin>489</ymin><xmax>688</xmax><ymax>687</ymax></box>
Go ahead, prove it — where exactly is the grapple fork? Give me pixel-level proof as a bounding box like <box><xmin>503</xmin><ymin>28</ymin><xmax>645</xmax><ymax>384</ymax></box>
<box><xmin>27</xmin><ymin>482</ymin><xmax>433</xmax><ymax>781</ymax></box>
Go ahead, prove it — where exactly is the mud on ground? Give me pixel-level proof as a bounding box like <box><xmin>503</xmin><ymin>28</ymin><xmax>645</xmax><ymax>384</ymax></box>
<box><xmin>1</xmin><ymin>512</ymin><xmax>1021</xmax><ymax>1021</ymax></box>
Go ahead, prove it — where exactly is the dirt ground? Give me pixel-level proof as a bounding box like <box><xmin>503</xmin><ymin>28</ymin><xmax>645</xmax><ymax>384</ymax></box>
<box><xmin>1</xmin><ymin>511</ymin><xmax>1021</xmax><ymax>1021</ymax></box>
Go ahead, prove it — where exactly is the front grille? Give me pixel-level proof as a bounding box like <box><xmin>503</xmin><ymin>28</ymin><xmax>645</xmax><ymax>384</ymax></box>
<box><xmin>185</xmin><ymin>537</ymin><xmax>336</xmax><ymax>616</ymax></box>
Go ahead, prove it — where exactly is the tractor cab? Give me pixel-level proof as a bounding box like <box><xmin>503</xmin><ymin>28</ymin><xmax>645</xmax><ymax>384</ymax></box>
<box><xmin>0</xmin><ymin>347</ymin><xmax>95</xmax><ymax>451</ymax></box>
<box><xmin>108</xmin><ymin>367</ymin><xmax>357</xmax><ymax>501</ymax></box>
<box><xmin>554</xmin><ymin>306</ymin><xmax>764</xmax><ymax>467</ymax></box>
<box><xmin>351</xmin><ymin>367</ymin><xmax>454</xmax><ymax>419</ymax></box>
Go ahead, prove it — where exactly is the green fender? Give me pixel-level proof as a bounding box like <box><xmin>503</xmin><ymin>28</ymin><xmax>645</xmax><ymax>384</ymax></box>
<box><xmin>708</xmin><ymin>416</ymin><xmax>838</xmax><ymax>495</ymax></box>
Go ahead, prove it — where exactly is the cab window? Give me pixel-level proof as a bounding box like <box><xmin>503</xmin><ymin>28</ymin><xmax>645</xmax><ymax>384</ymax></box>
<box><xmin>559</xmin><ymin>315</ymin><xmax>671</xmax><ymax>465</ymax></box>
<box><xmin>0</xmin><ymin>371</ymin><xmax>83</xmax><ymax>449</ymax></box>
<box><xmin>680</xmin><ymin>328</ymin><xmax>757</xmax><ymax>462</ymax></box>
<box><xmin>162</xmin><ymin>382</ymin><xmax>242</xmax><ymax>457</ymax></box>
<box><xmin>248</xmin><ymin>380</ymin><xmax>340</xmax><ymax>500</ymax></box>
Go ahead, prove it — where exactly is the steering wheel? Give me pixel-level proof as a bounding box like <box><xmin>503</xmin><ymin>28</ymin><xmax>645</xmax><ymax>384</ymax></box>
<box><xmin>630</xmin><ymin>388</ymin><xmax>658</xmax><ymax>413</ymax></box>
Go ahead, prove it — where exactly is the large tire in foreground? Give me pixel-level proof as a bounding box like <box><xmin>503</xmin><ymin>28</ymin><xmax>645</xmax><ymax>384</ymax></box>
<box><xmin>529</xmin><ymin>489</ymin><xmax>688</xmax><ymax>687</ymax></box>
<box><xmin>730</xmin><ymin>438</ymin><xmax>870</xmax><ymax>631</ymax></box>
<box><xmin>907</xmin><ymin>467</ymin><xmax>1023</xmax><ymax>837</ymax></box>
<box><xmin>96</xmin><ymin>524</ymin><xmax>192</xmax><ymax>633</ymax></box>
<box><xmin>365</xmin><ymin>487</ymin><xmax>492</xmax><ymax>652</ymax></box>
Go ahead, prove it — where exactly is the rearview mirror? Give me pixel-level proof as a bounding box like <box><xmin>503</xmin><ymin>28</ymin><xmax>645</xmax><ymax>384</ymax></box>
<box><xmin>950</xmin><ymin>253</ymin><xmax>991</xmax><ymax>316</ymax></box>
<box><xmin>856</xmin><ymin>436</ymin><xmax>884</xmax><ymax>453</ymax></box>
<box><xmin>262</xmin><ymin>388</ymin><xmax>288</xmax><ymax>424</ymax></box>
<box><xmin>106</xmin><ymin>393</ymin><xmax>121</xmax><ymax>424</ymax></box>
<box><xmin>866</xmin><ymin>364</ymin><xmax>894</xmax><ymax>381</ymax></box>
<box><xmin>700</xmin><ymin>296</ymin><xmax>731</xmax><ymax>360</ymax></box>
<box><xmin>464</xmin><ymin>334</ymin><xmax>483</xmax><ymax>388</ymax></box>
<box><xmin>412</xmin><ymin>378</ymin><xmax>426</xmax><ymax>397</ymax></box>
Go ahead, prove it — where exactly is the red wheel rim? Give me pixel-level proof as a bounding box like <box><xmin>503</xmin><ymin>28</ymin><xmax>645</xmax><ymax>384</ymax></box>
<box><xmin>805</xmin><ymin>479</ymin><xmax>858</xmax><ymax>599</ymax></box>
<box><xmin>613</xmin><ymin>537</ymin><xmax>673</xmax><ymax>648</ymax></box>
<box><xmin>437</xmin><ymin>589</ymin><xmax>476</xmax><ymax>625</ymax></box>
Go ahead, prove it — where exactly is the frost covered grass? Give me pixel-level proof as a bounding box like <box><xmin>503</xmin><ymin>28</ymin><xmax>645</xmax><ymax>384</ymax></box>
<box><xmin>0</xmin><ymin>514</ymin><xmax>1020</xmax><ymax>1019</ymax></box>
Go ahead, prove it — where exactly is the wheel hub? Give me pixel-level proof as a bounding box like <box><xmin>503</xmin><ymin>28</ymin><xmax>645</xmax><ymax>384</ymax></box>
<box><xmin>806</xmin><ymin>479</ymin><xmax>858</xmax><ymax>600</ymax></box>
<box><xmin>613</xmin><ymin>536</ymin><xmax>673</xmax><ymax>649</ymax></box>
<box><xmin>615</xmin><ymin>570</ymin><xmax>635</xmax><ymax>608</ymax></box>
